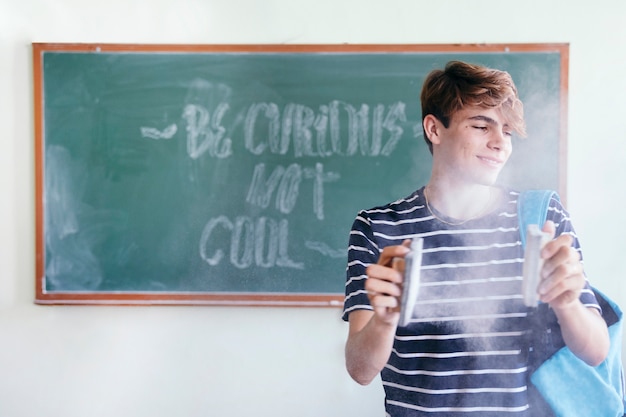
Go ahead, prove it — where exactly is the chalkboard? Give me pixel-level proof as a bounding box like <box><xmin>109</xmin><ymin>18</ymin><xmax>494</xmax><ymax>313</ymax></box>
<box><xmin>33</xmin><ymin>43</ymin><xmax>568</xmax><ymax>306</ymax></box>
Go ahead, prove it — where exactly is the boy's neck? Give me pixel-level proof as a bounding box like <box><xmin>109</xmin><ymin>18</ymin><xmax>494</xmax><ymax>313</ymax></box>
<box><xmin>424</xmin><ymin>181</ymin><xmax>497</xmax><ymax>222</ymax></box>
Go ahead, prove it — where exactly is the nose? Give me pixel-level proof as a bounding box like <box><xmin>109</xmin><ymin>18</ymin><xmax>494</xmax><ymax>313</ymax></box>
<box><xmin>488</xmin><ymin>130</ymin><xmax>510</xmax><ymax>151</ymax></box>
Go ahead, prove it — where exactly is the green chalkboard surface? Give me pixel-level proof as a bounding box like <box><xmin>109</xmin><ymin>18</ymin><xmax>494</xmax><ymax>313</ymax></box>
<box><xmin>33</xmin><ymin>44</ymin><xmax>568</xmax><ymax>306</ymax></box>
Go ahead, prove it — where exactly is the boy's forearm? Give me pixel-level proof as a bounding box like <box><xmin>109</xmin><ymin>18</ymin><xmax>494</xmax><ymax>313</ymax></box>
<box><xmin>553</xmin><ymin>301</ymin><xmax>610</xmax><ymax>366</ymax></box>
<box><xmin>346</xmin><ymin>313</ymin><xmax>397</xmax><ymax>385</ymax></box>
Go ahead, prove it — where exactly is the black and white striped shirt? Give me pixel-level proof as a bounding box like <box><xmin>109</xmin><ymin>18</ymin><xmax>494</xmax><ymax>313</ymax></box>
<box><xmin>343</xmin><ymin>187</ymin><xmax>599</xmax><ymax>416</ymax></box>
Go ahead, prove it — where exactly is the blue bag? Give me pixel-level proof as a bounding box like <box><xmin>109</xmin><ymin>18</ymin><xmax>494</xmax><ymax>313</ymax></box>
<box><xmin>519</xmin><ymin>190</ymin><xmax>626</xmax><ymax>417</ymax></box>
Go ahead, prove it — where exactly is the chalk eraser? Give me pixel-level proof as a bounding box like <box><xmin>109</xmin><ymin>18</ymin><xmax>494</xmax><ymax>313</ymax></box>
<box><xmin>399</xmin><ymin>237</ymin><xmax>424</xmax><ymax>327</ymax></box>
<box><xmin>522</xmin><ymin>225</ymin><xmax>551</xmax><ymax>307</ymax></box>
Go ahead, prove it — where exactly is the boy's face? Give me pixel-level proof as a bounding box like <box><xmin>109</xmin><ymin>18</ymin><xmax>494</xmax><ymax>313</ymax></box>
<box><xmin>430</xmin><ymin>105</ymin><xmax>513</xmax><ymax>187</ymax></box>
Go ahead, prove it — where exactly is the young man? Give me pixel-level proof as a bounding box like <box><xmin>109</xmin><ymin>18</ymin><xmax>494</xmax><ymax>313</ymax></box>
<box><xmin>343</xmin><ymin>61</ymin><xmax>609</xmax><ymax>416</ymax></box>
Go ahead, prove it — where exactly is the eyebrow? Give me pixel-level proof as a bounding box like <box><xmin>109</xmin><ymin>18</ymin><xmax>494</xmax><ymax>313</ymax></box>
<box><xmin>468</xmin><ymin>115</ymin><xmax>498</xmax><ymax>125</ymax></box>
<box><xmin>468</xmin><ymin>115</ymin><xmax>510</xmax><ymax>129</ymax></box>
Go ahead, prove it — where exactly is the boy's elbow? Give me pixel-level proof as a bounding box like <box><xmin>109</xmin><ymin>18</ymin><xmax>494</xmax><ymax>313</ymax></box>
<box><xmin>583</xmin><ymin>340</ymin><xmax>610</xmax><ymax>367</ymax></box>
<box><xmin>345</xmin><ymin>343</ymin><xmax>381</xmax><ymax>386</ymax></box>
<box><xmin>583</xmin><ymin>352</ymin><xmax>607</xmax><ymax>367</ymax></box>
<box><xmin>346</xmin><ymin>360</ymin><xmax>376</xmax><ymax>386</ymax></box>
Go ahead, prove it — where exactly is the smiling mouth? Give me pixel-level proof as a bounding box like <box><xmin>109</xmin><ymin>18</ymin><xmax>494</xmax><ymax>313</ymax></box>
<box><xmin>478</xmin><ymin>156</ymin><xmax>504</xmax><ymax>167</ymax></box>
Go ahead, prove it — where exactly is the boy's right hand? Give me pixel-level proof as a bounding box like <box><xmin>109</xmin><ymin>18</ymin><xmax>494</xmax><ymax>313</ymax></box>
<box><xmin>365</xmin><ymin>240</ymin><xmax>412</xmax><ymax>325</ymax></box>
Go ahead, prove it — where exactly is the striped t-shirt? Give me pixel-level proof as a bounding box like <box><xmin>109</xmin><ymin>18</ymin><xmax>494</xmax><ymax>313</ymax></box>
<box><xmin>343</xmin><ymin>187</ymin><xmax>599</xmax><ymax>417</ymax></box>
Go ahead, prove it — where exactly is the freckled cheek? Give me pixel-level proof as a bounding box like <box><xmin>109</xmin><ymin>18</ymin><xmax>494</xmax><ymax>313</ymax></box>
<box><xmin>459</xmin><ymin>139</ymin><xmax>473</xmax><ymax>151</ymax></box>
<box><xmin>455</xmin><ymin>144</ymin><xmax>470</xmax><ymax>159</ymax></box>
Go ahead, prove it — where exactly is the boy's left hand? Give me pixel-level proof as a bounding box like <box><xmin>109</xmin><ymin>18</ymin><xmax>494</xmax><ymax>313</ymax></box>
<box><xmin>538</xmin><ymin>221</ymin><xmax>586</xmax><ymax>310</ymax></box>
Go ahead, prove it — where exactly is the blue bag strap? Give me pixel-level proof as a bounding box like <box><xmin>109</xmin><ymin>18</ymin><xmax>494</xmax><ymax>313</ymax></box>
<box><xmin>518</xmin><ymin>190</ymin><xmax>559</xmax><ymax>248</ymax></box>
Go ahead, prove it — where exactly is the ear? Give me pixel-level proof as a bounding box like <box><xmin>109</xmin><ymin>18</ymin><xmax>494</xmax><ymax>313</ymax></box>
<box><xmin>423</xmin><ymin>114</ymin><xmax>441</xmax><ymax>145</ymax></box>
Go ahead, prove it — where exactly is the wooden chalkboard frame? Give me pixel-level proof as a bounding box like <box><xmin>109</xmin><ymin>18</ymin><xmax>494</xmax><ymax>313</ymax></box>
<box><xmin>33</xmin><ymin>43</ymin><xmax>569</xmax><ymax>306</ymax></box>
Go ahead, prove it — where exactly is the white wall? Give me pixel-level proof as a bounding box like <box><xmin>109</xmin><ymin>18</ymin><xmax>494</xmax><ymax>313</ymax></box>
<box><xmin>1</xmin><ymin>1</ymin><xmax>625</xmax><ymax>416</ymax></box>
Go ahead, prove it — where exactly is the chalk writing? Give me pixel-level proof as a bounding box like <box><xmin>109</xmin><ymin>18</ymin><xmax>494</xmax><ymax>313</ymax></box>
<box><xmin>305</xmin><ymin>241</ymin><xmax>346</xmax><ymax>258</ymax></box>
<box><xmin>182</xmin><ymin>103</ymin><xmax>233</xmax><ymax>159</ymax></box>
<box><xmin>242</xmin><ymin>101</ymin><xmax>408</xmax><ymax>158</ymax></box>
<box><xmin>246</xmin><ymin>162</ymin><xmax>340</xmax><ymax>220</ymax></box>
<box><xmin>143</xmin><ymin>102</ymin><xmax>408</xmax><ymax>160</ymax></box>
<box><xmin>140</xmin><ymin>124</ymin><xmax>177</xmax><ymax>140</ymax></box>
<box><xmin>138</xmin><ymin>80</ymin><xmax>409</xmax><ymax>272</ymax></box>
<box><xmin>199</xmin><ymin>216</ymin><xmax>303</xmax><ymax>270</ymax></box>
<box><xmin>303</xmin><ymin>163</ymin><xmax>341</xmax><ymax>221</ymax></box>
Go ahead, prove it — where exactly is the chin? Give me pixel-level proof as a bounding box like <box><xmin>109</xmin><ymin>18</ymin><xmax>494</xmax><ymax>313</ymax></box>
<box><xmin>482</xmin><ymin>170</ymin><xmax>504</xmax><ymax>185</ymax></box>
<box><xmin>477</xmin><ymin>176</ymin><xmax>501</xmax><ymax>187</ymax></box>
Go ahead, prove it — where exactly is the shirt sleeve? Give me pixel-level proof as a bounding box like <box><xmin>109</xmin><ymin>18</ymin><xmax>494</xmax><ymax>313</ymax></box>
<box><xmin>342</xmin><ymin>210</ymin><xmax>379</xmax><ymax>321</ymax></box>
